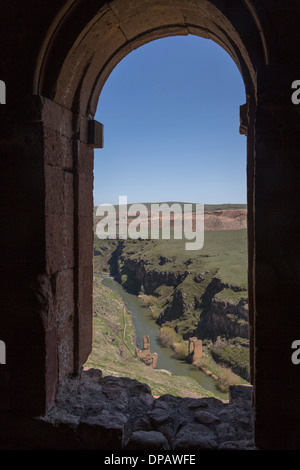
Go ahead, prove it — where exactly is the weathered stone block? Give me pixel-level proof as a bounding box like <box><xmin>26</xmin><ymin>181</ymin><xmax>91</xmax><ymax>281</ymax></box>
<box><xmin>77</xmin><ymin>265</ymin><xmax>93</xmax><ymax>366</ymax></box>
<box><xmin>124</xmin><ymin>430</ymin><xmax>169</xmax><ymax>450</ymax></box>
<box><xmin>63</xmin><ymin>171</ymin><xmax>74</xmax><ymax>215</ymax></box>
<box><xmin>78</xmin><ymin>413</ymin><xmax>124</xmax><ymax>450</ymax></box>
<box><xmin>77</xmin><ymin>216</ymin><xmax>93</xmax><ymax>267</ymax></box>
<box><xmin>194</xmin><ymin>410</ymin><xmax>220</xmax><ymax>425</ymax></box>
<box><xmin>45</xmin><ymin>326</ymin><xmax>58</xmax><ymax>410</ymax></box>
<box><xmin>77</xmin><ymin>141</ymin><xmax>94</xmax><ymax>175</ymax></box>
<box><xmin>229</xmin><ymin>384</ymin><xmax>253</xmax><ymax>403</ymax></box>
<box><xmin>45</xmin><ymin>164</ymin><xmax>64</xmax><ymax>215</ymax></box>
<box><xmin>42</xmin><ymin>101</ymin><xmax>74</xmax><ymax>139</ymax></box>
<box><xmin>57</xmin><ymin>324</ymin><xmax>74</xmax><ymax>384</ymax></box>
<box><xmin>44</xmin><ymin>126</ymin><xmax>73</xmax><ymax>169</ymax></box>
<box><xmin>55</xmin><ymin>268</ymin><xmax>75</xmax><ymax>329</ymax></box>
<box><xmin>45</xmin><ymin>214</ymin><xmax>75</xmax><ymax>273</ymax></box>
<box><xmin>77</xmin><ymin>172</ymin><xmax>94</xmax><ymax>218</ymax></box>
<box><xmin>174</xmin><ymin>423</ymin><xmax>218</xmax><ymax>450</ymax></box>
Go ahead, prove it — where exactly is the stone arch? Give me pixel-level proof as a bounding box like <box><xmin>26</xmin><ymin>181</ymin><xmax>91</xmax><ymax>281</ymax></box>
<box><xmin>35</xmin><ymin>0</ymin><xmax>268</xmax><ymax>114</ymax></box>
<box><xmin>4</xmin><ymin>0</ymin><xmax>300</xmax><ymax>451</ymax></box>
<box><xmin>33</xmin><ymin>1</ymin><xmax>266</xmax><ymax>398</ymax></box>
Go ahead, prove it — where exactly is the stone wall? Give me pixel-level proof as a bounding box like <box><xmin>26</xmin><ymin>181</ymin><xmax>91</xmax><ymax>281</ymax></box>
<box><xmin>188</xmin><ymin>338</ymin><xmax>203</xmax><ymax>364</ymax></box>
<box><xmin>136</xmin><ymin>336</ymin><xmax>158</xmax><ymax>369</ymax></box>
<box><xmin>0</xmin><ymin>0</ymin><xmax>300</xmax><ymax>450</ymax></box>
<box><xmin>0</xmin><ymin>368</ymin><xmax>255</xmax><ymax>450</ymax></box>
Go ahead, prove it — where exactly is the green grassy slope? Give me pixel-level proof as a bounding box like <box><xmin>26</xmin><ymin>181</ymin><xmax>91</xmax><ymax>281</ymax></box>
<box><xmin>85</xmin><ymin>277</ymin><xmax>217</xmax><ymax>399</ymax></box>
<box><xmin>92</xmin><ymin>203</ymin><xmax>250</xmax><ymax>388</ymax></box>
<box><xmin>94</xmin><ymin>229</ymin><xmax>248</xmax><ymax>295</ymax></box>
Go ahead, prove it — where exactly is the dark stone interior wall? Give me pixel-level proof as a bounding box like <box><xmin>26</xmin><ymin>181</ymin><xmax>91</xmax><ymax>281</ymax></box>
<box><xmin>42</xmin><ymin>97</ymin><xmax>94</xmax><ymax>402</ymax></box>
<box><xmin>0</xmin><ymin>0</ymin><xmax>299</xmax><ymax>450</ymax></box>
<box><xmin>0</xmin><ymin>95</ymin><xmax>94</xmax><ymax>417</ymax></box>
<box><xmin>254</xmin><ymin>67</ymin><xmax>300</xmax><ymax>449</ymax></box>
<box><xmin>0</xmin><ymin>109</ymin><xmax>46</xmax><ymax>414</ymax></box>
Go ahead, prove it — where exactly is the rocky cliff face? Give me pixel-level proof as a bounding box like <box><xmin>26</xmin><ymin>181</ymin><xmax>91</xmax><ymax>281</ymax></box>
<box><xmin>117</xmin><ymin>253</ymin><xmax>187</xmax><ymax>295</ymax></box>
<box><xmin>112</xmin><ymin>243</ymin><xmax>248</xmax><ymax>342</ymax></box>
<box><xmin>204</xmin><ymin>209</ymin><xmax>247</xmax><ymax>231</ymax></box>
<box><xmin>198</xmin><ymin>296</ymin><xmax>248</xmax><ymax>340</ymax></box>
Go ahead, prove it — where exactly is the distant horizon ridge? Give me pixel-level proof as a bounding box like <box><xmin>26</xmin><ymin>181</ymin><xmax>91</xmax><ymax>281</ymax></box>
<box><xmin>94</xmin><ymin>201</ymin><xmax>247</xmax><ymax>208</ymax></box>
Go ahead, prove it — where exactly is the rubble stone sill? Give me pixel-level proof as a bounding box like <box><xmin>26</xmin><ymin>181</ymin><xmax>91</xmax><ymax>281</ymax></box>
<box><xmin>36</xmin><ymin>368</ymin><xmax>256</xmax><ymax>450</ymax></box>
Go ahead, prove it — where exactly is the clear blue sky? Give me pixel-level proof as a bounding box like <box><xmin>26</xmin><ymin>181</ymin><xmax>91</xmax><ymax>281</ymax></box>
<box><xmin>94</xmin><ymin>35</ymin><xmax>246</xmax><ymax>207</ymax></box>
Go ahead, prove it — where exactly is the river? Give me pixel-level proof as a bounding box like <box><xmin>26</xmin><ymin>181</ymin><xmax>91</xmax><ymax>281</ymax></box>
<box><xmin>100</xmin><ymin>274</ymin><xmax>228</xmax><ymax>400</ymax></box>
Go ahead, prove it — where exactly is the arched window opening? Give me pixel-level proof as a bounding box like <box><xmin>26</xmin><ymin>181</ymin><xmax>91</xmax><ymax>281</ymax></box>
<box><xmin>5</xmin><ymin>0</ymin><xmax>300</xmax><ymax>452</ymax></box>
<box><xmin>86</xmin><ymin>35</ymin><xmax>249</xmax><ymax>402</ymax></box>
